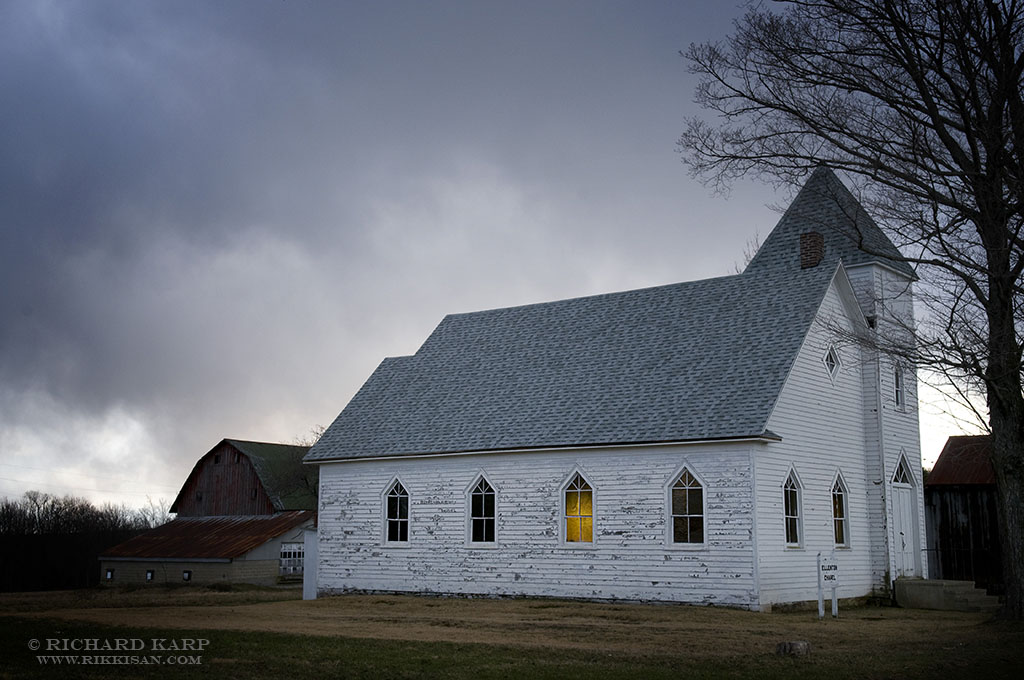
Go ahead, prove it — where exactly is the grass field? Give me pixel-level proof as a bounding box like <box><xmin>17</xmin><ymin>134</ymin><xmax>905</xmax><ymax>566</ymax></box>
<box><xmin>1</xmin><ymin>586</ymin><xmax>1021</xmax><ymax>679</ymax></box>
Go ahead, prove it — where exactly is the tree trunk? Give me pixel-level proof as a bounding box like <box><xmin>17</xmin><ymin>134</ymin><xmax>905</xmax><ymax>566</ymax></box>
<box><xmin>986</xmin><ymin>254</ymin><xmax>1024</xmax><ymax>618</ymax></box>
<box><xmin>990</xmin><ymin>406</ymin><xmax>1024</xmax><ymax>618</ymax></box>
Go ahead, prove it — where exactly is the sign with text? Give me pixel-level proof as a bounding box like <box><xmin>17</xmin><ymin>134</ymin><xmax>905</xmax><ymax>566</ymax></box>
<box><xmin>817</xmin><ymin>552</ymin><xmax>840</xmax><ymax>619</ymax></box>
<box><xmin>820</xmin><ymin>556</ymin><xmax>841</xmax><ymax>587</ymax></box>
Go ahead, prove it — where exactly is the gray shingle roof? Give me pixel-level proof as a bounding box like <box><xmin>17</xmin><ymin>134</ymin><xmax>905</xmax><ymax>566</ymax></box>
<box><xmin>307</xmin><ymin>265</ymin><xmax>835</xmax><ymax>462</ymax></box>
<box><xmin>745</xmin><ymin>166</ymin><xmax>916</xmax><ymax>279</ymax></box>
<box><xmin>306</xmin><ymin>168</ymin><xmax>909</xmax><ymax>463</ymax></box>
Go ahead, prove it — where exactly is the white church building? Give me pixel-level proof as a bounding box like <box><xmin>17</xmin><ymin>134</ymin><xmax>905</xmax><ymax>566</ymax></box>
<box><xmin>304</xmin><ymin>167</ymin><xmax>925</xmax><ymax>610</ymax></box>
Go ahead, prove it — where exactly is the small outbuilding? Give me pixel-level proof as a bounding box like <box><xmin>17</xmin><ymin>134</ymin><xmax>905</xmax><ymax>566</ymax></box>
<box><xmin>100</xmin><ymin>511</ymin><xmax>314</xmax><ymax>586</ymax></box>
<box><xmin>924</xmin><ymin>435</ymin><xmax>1002</xmax><ymax>593</ymax></box>
<box><xmin>100</xmin><ymin>438</ymin><xmax>317</xmax><ymax>586</ymax></box>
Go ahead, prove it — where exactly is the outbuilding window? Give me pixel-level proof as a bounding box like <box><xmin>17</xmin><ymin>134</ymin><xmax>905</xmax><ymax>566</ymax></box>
<box><xmin>182</xmin><ymin>570</ymin><xmax>192</xmax><ymax>582</ymax></box>
<box><xmin>469</xmin><ymin>477</ymin><xmax>495</xmax><ymax>543</ymax></box>
<box><xmin>280</xmin><ymin>542</ymin><xmax>304</xmax><ymax>575</ymax></box>
<box><xmin>105</xmin><ymin>568</ymin><xmax>114</xmax><ymax>581</ymax></box>
<box><xmin>670</xmin><ymin>469</ymin><xmax>704</xmax><ymax>544</ymax></box>
<box><xmin>784</xmin><ymin>472</ymin><xmax>802</xmax><ymax>546</ymax></box>
<box><xmin>145</xmin><ymin>569</ymin><xmax>154</xmax><ymax>582</ymax></box>
<box><xmin>386</xmin><ymin>481</ymin><xmax>409</xmax><ymax>543</ymax></box>
<box><xmin>564</xmin><ymin>473</ymin><xmax>593</xmax><ymax>543</ymax></box>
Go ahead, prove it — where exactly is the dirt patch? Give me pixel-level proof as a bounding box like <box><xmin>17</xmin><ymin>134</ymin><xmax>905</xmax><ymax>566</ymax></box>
<box><xmin>3</xmin><ymin>590</ymin><xmax>1008</xmax><ymax>659</ymax></box>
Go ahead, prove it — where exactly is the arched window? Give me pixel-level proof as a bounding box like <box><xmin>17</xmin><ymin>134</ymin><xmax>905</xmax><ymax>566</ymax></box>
<box><xmin>386</xmin><ymin>480</ymin><xmax>409</xmax><ymax>543</ymax></box>
<box><xmin>564</xmin><ymin>473</ymin><xmax>593</xmax><ymax>543</ymax></box>
<box><xmin>832</xmin><ymin>474</ymin><xmax>849</xmax><ymax>547</ymax></box>
<box><xmin>469</xmin><ymin>477</ymin><xmax>495</xmax><ymax>543</ymax></box>
<box><xmin>892</xmin><ymin>456</ymin><xmax>913</xmax><ymax>485</ymax></box>
<box><xmin>671</xmin><ymin>469</ymin><xmax>704</xmax><ymax>544</ymax></box>
<box><xmin>783</xmin><ymin>471</ymin><xmax>802</xmax><ymax>546</ymax></box>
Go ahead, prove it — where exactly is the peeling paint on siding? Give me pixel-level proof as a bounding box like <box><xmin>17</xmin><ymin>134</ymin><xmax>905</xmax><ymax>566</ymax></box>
<box><xmin>317</xmin><ymin>444</ymin><xmax>757</xmax><ymax>608</ymax></box>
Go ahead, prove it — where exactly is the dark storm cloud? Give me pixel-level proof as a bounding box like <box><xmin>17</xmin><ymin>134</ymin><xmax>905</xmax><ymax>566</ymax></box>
<box><xmin>0</xmin><ymin>1</ymin><xmax>788</xmax><ymax>502</ymax></box>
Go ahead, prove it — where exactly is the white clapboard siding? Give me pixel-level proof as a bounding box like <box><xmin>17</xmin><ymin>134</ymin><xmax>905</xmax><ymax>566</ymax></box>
<box><xmin>875</xmin><ymin>267</ymin><xmax>927</xmax><ymax>582</ymax></box>
<box><xmin>756</xmin><ymin>277</ymin><xmax>877</xmax><ymax>607</ymax></box>
<box><xmin>318</xmin><ymin>444</ymin><xmax>759</xmax><ymax>607</ymax></box>
<box><xmin>848</xmin><ymin>265</ymin><xmax>927</xmax><ymax>586</ymax></box>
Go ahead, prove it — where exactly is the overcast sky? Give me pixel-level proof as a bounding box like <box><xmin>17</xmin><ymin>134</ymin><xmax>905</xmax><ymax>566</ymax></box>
<box><xmin>0</xmin><ymin>1</ymin><xmax>970</xmax><ymax>508</ymax></box>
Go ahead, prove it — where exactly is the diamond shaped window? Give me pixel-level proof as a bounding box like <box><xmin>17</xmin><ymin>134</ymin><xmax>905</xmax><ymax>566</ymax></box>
<box><xmin>823</xmin><ymin>345</ymin><xmax>841</xmax><ymax>379</ymax></box>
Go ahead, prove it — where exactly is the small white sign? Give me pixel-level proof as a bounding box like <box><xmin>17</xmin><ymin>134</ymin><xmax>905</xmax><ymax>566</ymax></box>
<box><xmin>820</xmin><ymin>556</ymin><xmax>841</xmax><ymax>587</ymax></box>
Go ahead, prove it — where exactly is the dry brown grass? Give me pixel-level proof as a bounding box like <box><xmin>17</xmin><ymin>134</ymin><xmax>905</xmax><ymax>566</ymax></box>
<box><xmin>3</xmin><ymin>588</ymin><xmax>1018</xmax><ymax>662</ymax></box>
<box><xmin>0</xmin><ymin>584</ymin><xmax>300</xmax><ymax>614</ymax></box>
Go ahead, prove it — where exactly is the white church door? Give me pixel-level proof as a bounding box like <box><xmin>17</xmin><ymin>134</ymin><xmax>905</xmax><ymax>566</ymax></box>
<box><xmin>892</xmin><ymin>458</ymin><xmax>920</xmax><ymax>578</ymax></box>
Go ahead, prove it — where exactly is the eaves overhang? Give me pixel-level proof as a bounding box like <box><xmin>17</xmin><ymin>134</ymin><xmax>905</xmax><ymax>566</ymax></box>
<box><xmin>306</xmin><ymin>431</ymin><xmax>783</xmax><ymax>465</ymax></box>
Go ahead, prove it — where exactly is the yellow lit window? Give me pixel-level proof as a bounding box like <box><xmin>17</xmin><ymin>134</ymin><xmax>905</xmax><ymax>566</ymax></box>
<box><xmin>565</xmin><ymin>474</ymin><xmax>593</xmax><ymax>542</ymax></box>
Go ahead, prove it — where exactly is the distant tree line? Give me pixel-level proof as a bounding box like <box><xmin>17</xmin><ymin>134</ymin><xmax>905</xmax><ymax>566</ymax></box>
<box><xmin>0</xmin><ymin>491</ymin><xmax>171</xmax><ymax>592</ymax></box>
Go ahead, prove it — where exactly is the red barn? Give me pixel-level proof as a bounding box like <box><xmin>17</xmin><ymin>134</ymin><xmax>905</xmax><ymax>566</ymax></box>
<box><xmin>100</xmin><ymin>439</ymin><xmax>317</xmax><ymax>586</ymax></box>
<box><xmin>171</xmin><ymin>439</ymin><xmax>317</xmax><ymax>516</ymax></box>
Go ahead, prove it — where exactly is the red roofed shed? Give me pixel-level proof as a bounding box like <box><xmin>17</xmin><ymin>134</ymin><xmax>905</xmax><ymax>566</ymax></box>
<box><xmin>924</xmin><ymin>436</ymin><xmax>1002</xmax><ymax>593</ymax></box>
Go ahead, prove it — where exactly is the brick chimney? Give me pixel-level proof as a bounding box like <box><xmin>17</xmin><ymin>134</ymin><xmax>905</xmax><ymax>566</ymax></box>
<box><xmin>800</xmin><ymin>232</ymin><xmax>825</xmax><ymax>269</ymax></box>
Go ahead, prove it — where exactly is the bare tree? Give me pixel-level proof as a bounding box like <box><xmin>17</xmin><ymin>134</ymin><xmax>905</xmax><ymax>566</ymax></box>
<box><xmin>0</xmin><ymin>491</ymin><xmax>157</xmax><ymax>534</ymax></box>
<box><xmin>678</xmin><ymin>0</ymin><xmax>1024</xmax><ymax>617</ymax></box>
<box><xmin>294</xmin><ymin>424</ymin><xmax>327</xmax><ymax>447</ymax></box>
<box><xmin>138</xmin><ymin>496</ymin><xmax>173</xmax><ymax>529</ymax></box>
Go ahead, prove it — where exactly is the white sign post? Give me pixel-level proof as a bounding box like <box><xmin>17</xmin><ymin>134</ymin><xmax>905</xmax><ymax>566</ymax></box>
<box><xmin>817</xmin><ymin>552</ymin><xmax>840</xmax><ymax>619</ymax></box>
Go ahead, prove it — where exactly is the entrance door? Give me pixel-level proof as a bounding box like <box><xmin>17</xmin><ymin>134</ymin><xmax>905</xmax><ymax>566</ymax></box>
<box><xmin>892</xmin><ymin>481</ymin><xmax>919</xmax><ymax>577</ymax></box>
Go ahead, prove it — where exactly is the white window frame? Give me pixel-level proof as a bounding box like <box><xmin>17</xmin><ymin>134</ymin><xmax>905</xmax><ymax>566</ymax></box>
<box><xmin>382</xmin><ymin>477</ymin><xmax>411</xmax><ymax>546</ymax></box>
<box><xmin>280</xmin><ymin>541</ymin><xmax>305</xmax><ymax>575</ymax></box>
<box><xmin>892</xmin><ymin>453</ymin><xmax>914</xmax><ymax>486</ymax></box>
<box><xmin>560</xmin><ymin>470</ymin><xmax>596</xmax><ymax>547</ymax></box>
<box><xmin>783</xmin><ymin>468</ymin><xmax>803</xmax><ymax>548</ymax></box>
<box><xmin>822</xmin><ymin>344</ymin><xmax>842</xmax><ymax>382</ymax></box>
<box><xmin>663</xmin><ymin>463</ymin><xmax>708</xmax><ymax>549</ymax></box>
<box><xmin>893</xmin><ymin>363</ymin><xmax>905</xmax><ymax>411</ymax></box>
<box><xmin>831</xmin><ymin>470</ymin><xmax>851</xmax><ymax>548</ymax></box>
<box><xmin>465</xmin><ymin>474</ymin><xmax>497</xmax><ymax>548</ymax></box>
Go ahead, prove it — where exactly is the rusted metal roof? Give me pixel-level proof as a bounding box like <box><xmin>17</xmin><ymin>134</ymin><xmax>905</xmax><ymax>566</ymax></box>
<box><xmin>926</xmin><ymin>435</ymin><xmax>995</xmax><ymax>486</ymax></box>
<box><xmin>101</xmin><ymin>511</ymin><xmax>314</xmax><ymax>560</ymax></box>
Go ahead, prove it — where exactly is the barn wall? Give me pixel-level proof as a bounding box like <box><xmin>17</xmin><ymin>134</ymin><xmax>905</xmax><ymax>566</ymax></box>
<box><xmin>242</xmin><ymin>525</ymin><xmax>311</xmax><ymax>561</ymax></box>
<box><xmin>758</xmin><ymin>276</ymin><xmax>877</xmax><ymax>606</ymax></box>
<box><xmin>173</xmin><ymin>442</ymin><xmax>276</xmax><ymax>517</ymax></box>
<box><xmin>99</xmin><ymin>558</ymin><xmax>280</xmax><ymax>586</ymax></box>
<box><xmin>317</xmin><ymin>443</ymin><xmax>758</xmax><ymax>607</ymax></box>
<box><xmin>925</xmin><ymin>486</ymin><xmax>1001</xmax><ymax>591</ymax></box>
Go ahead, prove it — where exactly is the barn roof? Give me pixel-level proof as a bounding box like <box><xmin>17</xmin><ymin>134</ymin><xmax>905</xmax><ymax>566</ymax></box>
<box><xmin>170</xmin><ymin>439</ymin><xmax>316</xmax><ymax>513</ymax></box>
<box><xmin>100</xmin><ymin>511</ymin><xmax>314</xmax><ymax>560</ymax></box>
<box><xmin>307</xmin><ymin>168</ymin><xmax>907</xmax><ymax>463</ymax></box>
<box><xmin>926</xmin><ymin>435</ymin><xmax>995</xmax><ymax>486</ymax></box>
<box><xmin>225</xmin><ymin>439</ymin><xmax>317</xmax><ymax>511</ymax></box>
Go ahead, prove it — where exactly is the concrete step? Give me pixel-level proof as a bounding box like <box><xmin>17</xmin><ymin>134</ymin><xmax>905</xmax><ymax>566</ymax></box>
<box><xmin>894</xmin><ymin>578</ymin><xmax>1001</xmax><ymax>612</ymax></box>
